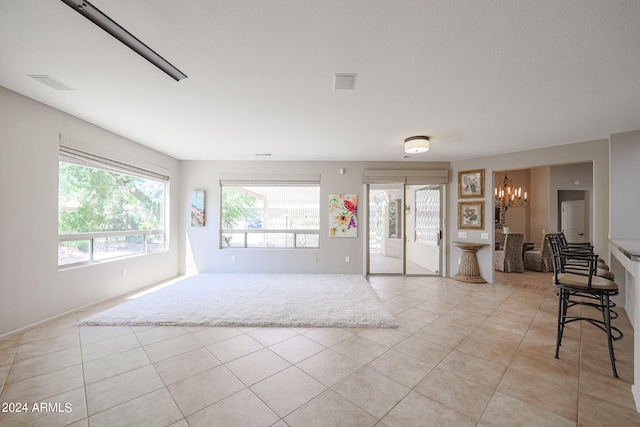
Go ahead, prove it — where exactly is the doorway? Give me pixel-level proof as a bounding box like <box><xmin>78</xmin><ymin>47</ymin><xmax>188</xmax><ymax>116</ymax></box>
<box><xmin>561</xmin><ymin>198</ymin><xmax>587</xmax><ymax>243</ymax></box>
<box><xmin>367</xmin><ymin>183</ymin><xmax>442</xmax><ymax>275</ymax></box>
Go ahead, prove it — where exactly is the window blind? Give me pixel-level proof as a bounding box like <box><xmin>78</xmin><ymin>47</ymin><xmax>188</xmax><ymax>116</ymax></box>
<box><xmin>219</xmin><ymin>173</ymin><xmax>321</xmax><ymax>186</ymax></box>
<box><xmin>362</xmin><ymin>169</ymin><xmax>449</xmax><ymax>184</ymax></box>
<box><xmin>59</xmin><ymin>134</ymin><xmax>170</xmax><ymax>182</ymax></box>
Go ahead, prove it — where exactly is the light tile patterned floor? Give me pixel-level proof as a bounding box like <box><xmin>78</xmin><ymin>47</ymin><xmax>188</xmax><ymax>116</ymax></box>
<box><xmin>0</xmin><ymin>271</ymin><xmax>638</xmax><ymax>426</ymax></box>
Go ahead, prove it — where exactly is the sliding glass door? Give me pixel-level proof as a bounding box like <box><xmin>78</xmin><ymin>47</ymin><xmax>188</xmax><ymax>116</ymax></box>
<box><xmin>369</xmin><ymin>183</ymin><xmax>405</xmax><ymax>274</ymax></box>
<box><xmin>368</xmin><ymin>183</ymin><xmax>442</xmax><ymax>275</ymax></box>
<box><xmin>406</xmin><ymin>184</ymin><xmax>442</xmax><ymax>275</ymax></box>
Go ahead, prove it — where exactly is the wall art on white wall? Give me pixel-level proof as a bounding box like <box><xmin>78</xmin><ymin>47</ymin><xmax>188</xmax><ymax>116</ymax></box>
<box><xmin>191</xmin><ymin>190</ymin><xmax>206</xmax><ymax>226</ymax></box>
<box><xmin>329</xmin><ymin>193</ymin><xmax>357</xmax><ymax>237</ymax></box>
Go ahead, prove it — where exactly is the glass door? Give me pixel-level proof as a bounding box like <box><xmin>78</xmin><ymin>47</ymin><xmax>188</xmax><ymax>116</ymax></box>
<box><xmin>405</xmin><ymin>184</ymin><xmax>442</xmax><ymax>275</ymax></box>
<box><xmin>368</xmin><ymin>183</ymin><xmax>404</xmax><ymax>274</ymax></box>
<box><xmin>367</xmin><ymin>183</ymin><xmax>442</xmax><ymax>275</ymax></box>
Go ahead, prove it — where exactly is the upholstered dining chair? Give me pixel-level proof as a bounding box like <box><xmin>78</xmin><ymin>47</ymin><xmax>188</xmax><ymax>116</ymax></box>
<box><xmin>494</xmin><ymin>228</ymin><xmax>504</xmax><ymax>250</ymax></box>
<box><xmin>495</xmin><ymin>232</ymin><xmax>524</xmax><ymax>272</ymax></box>
<box><xmin>523</xmin><ymin>232</ymin><xmax>558</xmax><ymax>272</ymax></box>
<box><xmin>548</xmin><ymin>233</ymin><xmax>622</xmax><ymax>377</ymax></box>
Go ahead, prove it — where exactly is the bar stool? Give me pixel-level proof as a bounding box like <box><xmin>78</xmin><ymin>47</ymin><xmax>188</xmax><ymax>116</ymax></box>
<box><xmin>548</xmin><ymin>234</ymin><xmax>623</xmax><ymax>377</ymax></box>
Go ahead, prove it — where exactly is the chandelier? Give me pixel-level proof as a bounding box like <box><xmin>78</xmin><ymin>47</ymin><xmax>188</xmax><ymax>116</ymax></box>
<box><xmin>495</xmin><ymin>173</ymin><xmax>529</xmax><ymax>210</ymax></box>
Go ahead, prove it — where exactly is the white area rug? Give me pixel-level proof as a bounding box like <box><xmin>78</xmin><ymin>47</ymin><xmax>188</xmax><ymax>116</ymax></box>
<box><xmin>79</xmin><ymin>274</ymin><xmax>398</xmax><ymax>328</ymax></box>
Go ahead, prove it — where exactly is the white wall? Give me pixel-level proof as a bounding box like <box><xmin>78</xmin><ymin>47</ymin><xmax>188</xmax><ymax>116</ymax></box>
<box><xmin>179</xmin><ymin>160</ymin><xmax>449</xmax><ymax>274</ymax></box>
<box><xmin>529</xmin><ymin>165</ymin><xmax>551</xmax><ymax>245</ymax></box>
<box><xmin>450</xmin><ymin>139</ymin><xmax>609</xmax><ymax>284</ymax></box>
<box><xmin>610</xmin><ymin>130</ymin><xmax>640</xmax><ymax>239</ymax></box>
<box><xmin>550</xmin><ymin>162</ymin><xmax>593</xmax><ymax>241</ymax></box>
<box><xmin>0</xmin><ymin>87</ymin><xmax>181</xmax><ymax>337</ymax></box>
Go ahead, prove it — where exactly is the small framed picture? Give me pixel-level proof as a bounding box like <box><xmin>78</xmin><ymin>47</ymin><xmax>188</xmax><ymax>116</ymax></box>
<box><xmin>458</xmin><ymin>201</ymin><xmax>484</xmax><ymax>230</ymax></box>
<box><xmin>458</xmin><ymin>169</ymin><xmax>485</xmax><ymax>198</ymax></box>
<box><xmin>191</xmin><ymin>190</ymin><xmax>205</xmax><ymax>226</ymax></box>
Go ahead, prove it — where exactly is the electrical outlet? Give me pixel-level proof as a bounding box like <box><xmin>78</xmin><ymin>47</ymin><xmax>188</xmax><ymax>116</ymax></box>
<box><xmin>231</xmin><ymin>255</ymin><xmax>236</xmax><ymax>262</ymax></box>
<box><xmin>481</xmin><ymin>232</ymin><xmax>489</xmax><ymax>240</ymax></box>
<box><xmin>458</xmin><ymin>231</ymin><xmax>467</xmax><ymax>238</ymax></box>
<box><xmin>122</xmin><ymin>268</ymin><xmax>127</xmax><ymax>277</ymax></box>
<box><xmin>345</xmin><ymin>256</ymin><xmax>350</xmax><ymax>263</ymax></box>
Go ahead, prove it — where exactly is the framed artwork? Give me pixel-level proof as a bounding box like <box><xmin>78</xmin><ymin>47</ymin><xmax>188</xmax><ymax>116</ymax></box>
<box><xmin>458</xmin><ymin>201</ymin><xmax>484</xmax><ymax>230</ymax></box>
<box><xmin>191</xmin><ymin>190</ymin><xmax>206</xmax><ymax>226</ymax></box>
<box><xmin>329</xmin><ymin>193</ymin><xmax>357</xmax><ymax>237</ymax></box>
<box><xmin>458</xmin><ymin>169</ymin><xmax>485</xmax><ymax>198</ymax></box>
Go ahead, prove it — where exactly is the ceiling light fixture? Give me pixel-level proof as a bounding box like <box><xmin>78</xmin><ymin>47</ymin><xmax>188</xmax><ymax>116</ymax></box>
<box><xmin>60</xmin><ymin>0</ymin><xmax>187</xmax><ymax>81</ymax></box>
<box><xmin>404</xmin><ymin>136</ymin><xmax>430</xmax><ymax>154</ymax></box>
<box><xmin>494</xmin><ymin>172</ymin><xmax>529</xmax><ymax>226</ymax></box>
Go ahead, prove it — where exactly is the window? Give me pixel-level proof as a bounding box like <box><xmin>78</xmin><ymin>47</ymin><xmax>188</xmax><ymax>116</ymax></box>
<box><xmin>388</xmin><ymin>199</ymin><xmax>402</xmax><ymax>239</ymax></box>
<box><xmin>220</xmin><ymin>181</ymin><xmax>320</xmax><ymax>249</ymax></box>
<box><xmin>58</xmin><ymin>139</ymin><xmax>168</xmax><ymax>267</ymax></box>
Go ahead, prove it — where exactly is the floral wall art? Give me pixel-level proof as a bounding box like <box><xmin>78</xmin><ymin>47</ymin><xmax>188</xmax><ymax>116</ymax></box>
<box><xmin>458</xmin><ymin>201</ymin><xmax>484</xmax><ymax>230</ymax></box>
<box><xmin>458</xmin><ymin>169</ymin><xmax>485</xmax><ymax>198</ymax></box>
<box><xmin>329</xmin><ymin>193</ymin><xmax>357</xmax><ymax>237</ymax></box>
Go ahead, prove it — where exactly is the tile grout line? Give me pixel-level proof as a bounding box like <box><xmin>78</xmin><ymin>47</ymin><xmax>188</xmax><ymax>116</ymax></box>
<box><xmin>76</xmin><ymin>309</ymin><xmax>91</xmax><ymax>425</ymax></box>
<box><xmin>0</xmin><ymin>331</ymin><xmax>25</xmax><ymax>400</ymax></box>
<box><xmin>471</xmin><ymin>286</ymin><xmax>549</xmax><ymax>425</ymax></box>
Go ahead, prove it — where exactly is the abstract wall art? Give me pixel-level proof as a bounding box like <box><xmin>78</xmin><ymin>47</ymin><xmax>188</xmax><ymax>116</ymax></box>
<box><xmin>191</xmin><ymin>190</ymin><xmax>206</xmax><ymax>226</ymax></box>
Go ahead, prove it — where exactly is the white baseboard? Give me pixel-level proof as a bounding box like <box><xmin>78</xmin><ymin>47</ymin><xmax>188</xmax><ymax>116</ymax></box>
<box><xmin>0</xmin><ymin>274</ymin><xmax>185</xmax><ymax>340</ymax></box>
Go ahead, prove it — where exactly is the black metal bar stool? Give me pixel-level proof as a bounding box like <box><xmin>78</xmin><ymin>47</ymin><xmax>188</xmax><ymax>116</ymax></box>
<box><xmin>548</xmin><ymin>234</ymin><xmax>623</xmax><ymax>377</ymax></box>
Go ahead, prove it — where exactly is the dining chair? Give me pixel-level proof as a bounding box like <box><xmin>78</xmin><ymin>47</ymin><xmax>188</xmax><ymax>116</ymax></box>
<box><xmin>495</xmin><ymin>232</ymin><xmax>524</xmax><ymax>272</ymax></box>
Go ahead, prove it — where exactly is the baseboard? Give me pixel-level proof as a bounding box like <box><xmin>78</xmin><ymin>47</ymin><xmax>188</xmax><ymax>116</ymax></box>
<box><xmin>0</xmin><ymin>274</ymin><xmax>185</xmax><ymax>340</ymax></box>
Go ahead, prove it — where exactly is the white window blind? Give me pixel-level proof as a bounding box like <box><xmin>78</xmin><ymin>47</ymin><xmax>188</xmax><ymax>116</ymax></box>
<box><xmin>363</xmin><ymin>169</ymin><xmax>449</xmax><ymax>184</ymax></box>
<box><xmin>219</xmin><ymin>173</ymin><xmax>321</xmax><ymax>186</ymax></box>
<box><xmin>59</xmin><ymin>134</ymin><xmax>170</xmax><ymax>182</ymax></box>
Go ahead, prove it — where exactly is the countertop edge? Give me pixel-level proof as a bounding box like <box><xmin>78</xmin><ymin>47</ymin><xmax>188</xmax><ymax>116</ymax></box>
<box><xmin>609</xmin><ymin>238</ymin><xmax>640</xmax><ymax>262</ymax></box>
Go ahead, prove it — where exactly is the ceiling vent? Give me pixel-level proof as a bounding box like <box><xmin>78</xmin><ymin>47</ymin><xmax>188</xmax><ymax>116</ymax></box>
<box><xmin>333</xmin><ymin>73</ymin><xmax>357</xmax><ymax>90</ymax></box>
<box><xmin>28</xmin><ymin>75</ymin><xmax>74</xmax><ymax>91</ymax></box>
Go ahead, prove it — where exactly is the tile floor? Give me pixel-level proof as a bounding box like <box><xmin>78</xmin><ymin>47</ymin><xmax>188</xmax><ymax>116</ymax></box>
<box><xmin>0</xmin><ymin>271</ymin><xmax>639</xmax><ymax>426</ymax></box>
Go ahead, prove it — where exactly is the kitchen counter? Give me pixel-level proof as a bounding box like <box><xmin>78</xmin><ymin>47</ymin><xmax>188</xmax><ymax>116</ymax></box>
<box><xmin>611</xmin><ymin>239</ymin><xmax>640</xmax><ymax>261</ymax></box>
<box><xmin>609</xmin><ymin>238</ymin><xmax>640</xmax><ymax>412</ymax></box>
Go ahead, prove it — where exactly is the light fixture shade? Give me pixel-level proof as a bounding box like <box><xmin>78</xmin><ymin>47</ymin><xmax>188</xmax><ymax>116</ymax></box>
<box><xmin>404</xmin><ymin>136</ymin><xmax>430</xmax><ymax>154</ymax></box>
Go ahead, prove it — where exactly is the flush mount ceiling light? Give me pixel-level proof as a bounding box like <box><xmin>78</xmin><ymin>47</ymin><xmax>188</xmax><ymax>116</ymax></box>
<box><xmin>60</xmin><ymin>0</ymin><xmax>187</xmax><ymax>81</ymax></box>
<box><xmin>404</xmin><ymin>136</ymin><xmax>430</xmax><ymax>154</ymax></box>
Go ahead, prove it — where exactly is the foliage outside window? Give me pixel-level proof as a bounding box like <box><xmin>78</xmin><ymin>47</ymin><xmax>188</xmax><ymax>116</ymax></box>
<box><xmin>220</xmin><ymin>184</ymin><xmax>320</xmax><ymax>248</ymax></box>
<box><xmin>388</xmin><ymin>199</ymin><xmax>402</xmax><ymax>239</ymax></box>
<box><xmin>58</xmin><ymin>161</ymin><xmax>166</xmax><ymax>266</ymax></box>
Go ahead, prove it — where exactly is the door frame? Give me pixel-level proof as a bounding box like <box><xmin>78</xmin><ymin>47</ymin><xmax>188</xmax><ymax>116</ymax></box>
<box><xmin>561</xmin><ymin>198</ymin><xmax>587</xmax><ymax>243</ymax></box>
<box><xmin>365</xmin><ymin>183</ymin><xmax>444</xmax><ymax>276</ymax></box>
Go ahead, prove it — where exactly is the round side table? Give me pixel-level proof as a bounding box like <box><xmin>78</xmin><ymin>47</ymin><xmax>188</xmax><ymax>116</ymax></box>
<box><xmin>452</xmin><ymin>242</ymin><xmax>489</xmax><ymax>283</ymax></box>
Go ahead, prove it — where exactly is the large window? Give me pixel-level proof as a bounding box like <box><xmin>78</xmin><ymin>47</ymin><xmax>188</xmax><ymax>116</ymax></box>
<box><xmin>220</xmin><ymin>182</ymin><xmax>320</xmax><ymax>249</ymax></box>
<box><xmin>58</xmin><ymin>141</ymin><xmax>168</xmax><ymax>267</ymax></box>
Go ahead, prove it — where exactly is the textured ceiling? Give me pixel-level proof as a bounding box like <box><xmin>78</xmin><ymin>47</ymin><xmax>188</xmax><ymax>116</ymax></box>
<box><xmin>1</xmin><ymin>0</ymin><xmax>639</xmax><ymax>161</ymax></box>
